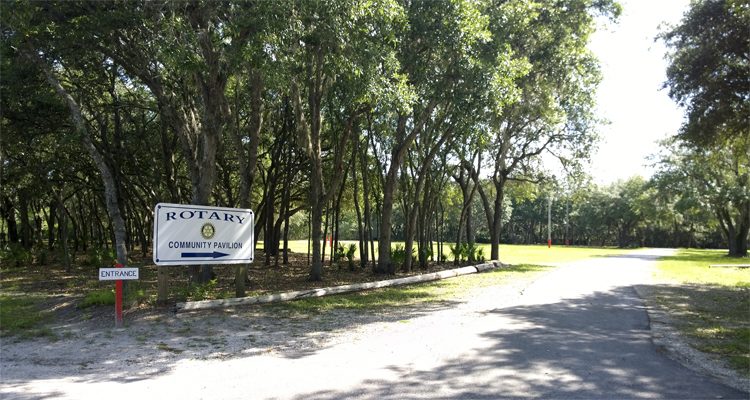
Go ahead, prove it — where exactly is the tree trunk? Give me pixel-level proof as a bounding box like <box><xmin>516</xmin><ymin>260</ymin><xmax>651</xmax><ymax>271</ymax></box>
<box><xmin>403</xmin><ymin>125</ymin><xmax>453</xmax><ymax>272</ymax></box>
<box><xmin>290</xmin><ymin>52</ymin><xmax>357</xmax><ymax>279</ymax></box>
<box><xmin>0</xmin><ymin>195</ymin><xmax>18</xmax><ymax>244</ymax></box>
<box><xmin>265</xmin><ymin>159</ymin><xmax>277</xmax><ymax>266</ymax></box>
<box><xmin>376</xmin><ymin>101</ymin><xmax>438</xmax><ymax>273</ymax></box>
<box><xmin>28</xmin><ymin>46</ymin><xmax>128</xmax><ymax>268</ymax></box>
<box><xmin>234</xmin><ymin>72</ymin><xmax>264</xmax><ymax>210</ymax></box>
<box><xmin>19</xmin><ymin>192</ymin><xmax>31</xmax><ymax>249</ymax></box>
<box><xmin>47</xmin><ymin>199</ymin><xmax>56</xmax><ymax>249</ymax></box>
<box><xmin>352</xmin><ymin>145</ymin><xmax>366</xmax><ymax>265</ymax></box>
<box><xmin>360</xmin><ymin>138</ymin><xmax>374</xmax><ymax>268</ymax></box>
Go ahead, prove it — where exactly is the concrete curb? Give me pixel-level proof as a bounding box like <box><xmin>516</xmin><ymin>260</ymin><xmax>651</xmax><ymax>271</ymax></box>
<box><xmin>175</xmin><ymin>261</ymin><xmax>507</xmax><ymax>313</ymax></box>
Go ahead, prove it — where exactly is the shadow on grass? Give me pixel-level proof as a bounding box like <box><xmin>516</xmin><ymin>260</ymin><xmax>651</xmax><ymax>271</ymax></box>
<box><xmin>648</xmin><ymin>282</ymin><xmax>750</xmax><ymax>376</ymax></box>
<box><xmin>657</xmin><ymin>249</ymin><xmax>750</xmax><ymax>263</ymax></box>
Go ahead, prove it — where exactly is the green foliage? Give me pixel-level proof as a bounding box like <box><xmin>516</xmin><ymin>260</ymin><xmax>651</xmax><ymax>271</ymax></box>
<box><xmin>659</xmin><ymin>0</ymin><xmax>749</xmax><ymax>146</ymax></box>
<box><xmin>34</xmin><ymin>247</ymin><xmax>48</xmax><ymax>265</ymax></box>
<box><xmin>652</xmin><ymin>137</ymin><xmax>749</xmax><ymax>256</ymax></box>
<box><xmin>125</xmin><ymin>282</ymin><xmax>151</xmax><ymax>307</ymax></box>
<box><xmin>333</xmin><ymin>244</ymin><xmax>346</xmax><ymax>262</ymax></box>
<box><xmin>2</xmin><ymin>0</ymin><xmax>635</xmax><ymax>285</ymax></box>
<box><xmin>420</xmin><ymin>246</ymin><xmax>433</xmax><ymax>261</ymax></box>
<box><xmin>449</xmin><ymin>243</ymin><xmax>463</xmax><ymax>263</ymax></box>
<box><xmin>191</xmin><ymin>279</ymin><xmax>218</xmax><ymax>302</ymax></box>
<box><xmin>173</xmin><ymin>279</ymin><xmax>220</xmax><ymax>302</ymax></box>
<box><xmin>78</xmin><ymin>290</ymin><xmax>115</xmax><ymax>308</ymax></box>
<box><xmin>465</xmin><ymin>242</ymin><xmax>479</xmax><ymax>261</ymax></box>
<box><xmin>390</xmin><ymin>244</ymin><xmax>407</xmax><ymax>265</ymax></box>
<box><xmin>477</xmin><ymin>247</ymin><xmax>485</xmax><ymax>262</ymax></box>
<box><xmin>449</xmin><ymin>242</ymin><xmax>480</xmax><ymax>263</ymax></box>
<box><xmin>345</xmin><ymin>243</ymin><xmax>357</xmax><ymax>269</ymax></box>
<box><xmin>1</xmin><ymin>243</ymin><xmax>32</xmax><ymax>268</ymax></box>
<box><xmin>85</xmin><ymin>248</ymin><xmax>116</xmax><ymax>267</ymax></box>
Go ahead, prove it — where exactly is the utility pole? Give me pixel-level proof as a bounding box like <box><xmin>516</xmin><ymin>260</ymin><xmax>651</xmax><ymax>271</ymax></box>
<box><xmin>548</xmin><ymin>197</ymin><xmax>552</xmax><ymax>248</ymax></box>
<box><xmin>565</xmin><ymin>197</ymin><xmax>569</xmax><ymax>246</ymax></box>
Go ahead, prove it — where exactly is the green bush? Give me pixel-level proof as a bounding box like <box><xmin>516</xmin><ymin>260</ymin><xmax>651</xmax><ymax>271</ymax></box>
<box><xmin>1</xmin><ymin>243</ymin><xmax>32</xmax><ymax>268</ymax></box>
<box><xmin>466</xmin><ymin>243</ymin><xmax>478</xmax><ymax>261</ymax></box>
<box><xmin>390</xmin><ymin>244</ymin><xmax>406</xmax><ymax>265</ymax></box>
<box><xmin>78</xmin><ymin>290</ymin><xmax>116</xmax><ymax>308</ymax></box>
<box><xmin>449</xmin><ymin>243</ymin><xmax>463</xmax><ymax>263</ymax></box>
<box><xmin>345</xmin><ymin>243</ymin><xmax>357</xmax><ymax>269</ymax></box>
<box><xmin>192</xmin><ymin>279</ymin><xmax>218</xmax><ymax>301</ymax></box>
<box><xmin>477</xmin><ymin>247</ymin><xmax>485</xmax><ymax>262</ymax></box>
<box><xmin>85</xmin><ymin>248</ymin><xmax>116</xmax><ymax>267</ymax></box>
<box><xmin>125</xmin><ymin>282</ymin><xmax>151</xmax><ymax>307</ymax></box>
<box><xmin>333</xmin><ymin>244</ymin><xmax>346</xmax><ymax>262</ymax></box>
<box><xmin>34</xmin><ymin>247</ymin><xmax>49</xmax><ymax>265</ymax></box>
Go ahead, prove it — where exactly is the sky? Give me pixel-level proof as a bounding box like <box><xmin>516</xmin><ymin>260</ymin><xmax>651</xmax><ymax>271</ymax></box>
<box><xmin>586</xmin><ymin>0</ymin><xmax>692</xmax><ymax>186</ymax></box>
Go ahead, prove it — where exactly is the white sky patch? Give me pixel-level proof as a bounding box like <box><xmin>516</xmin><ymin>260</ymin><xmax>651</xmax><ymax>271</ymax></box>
<box><xmin>586</xmin><ymin>0</ymin><xmax>691</xmax><ymax>185</ymax></box>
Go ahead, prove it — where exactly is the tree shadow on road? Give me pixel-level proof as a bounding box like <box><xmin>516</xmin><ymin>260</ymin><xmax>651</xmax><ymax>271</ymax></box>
<box><xmin>286</xmin><ymin>286</ymin><xmax>748</xmax><ymax>400</ymax></box>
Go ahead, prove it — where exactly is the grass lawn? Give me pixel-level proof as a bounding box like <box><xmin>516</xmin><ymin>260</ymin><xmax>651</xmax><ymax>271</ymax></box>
<box><xmin>0</xmin><ymin>293</ymin><xmax>56</xmax><ymax>340</ymax></box>
<box><xmin>654</xmin><ymin>249</ymin><xmax>750</xmax><ymax>287</ymax></box>
<box><xmin>653</xmin><ymin>249</ymin><xmax>749</xmax><ymax>378</ymax></box>
<box><xmin>257</xmin><ymin>243</ymin><xmax>639</xmax><ymax>315</ymax></box>
<box><xmin>273</xmin><ymin>263</ymin><xmax>555</xmax><ymax>314</ymax></box>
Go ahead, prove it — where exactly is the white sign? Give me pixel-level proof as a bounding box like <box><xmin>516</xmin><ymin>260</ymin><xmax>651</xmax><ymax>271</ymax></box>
<box><xmin>99</xmin><ymin>268</ymin><xmax>139</xmax><ymax>280</ymax></box>
<box><xmin>152</xmin><ymin>203</ymin><xmax>255</xmax><ymax>266</ymax></box>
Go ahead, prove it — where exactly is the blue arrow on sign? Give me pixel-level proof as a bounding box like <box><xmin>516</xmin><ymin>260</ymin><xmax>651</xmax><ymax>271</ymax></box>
<box><xmin>181</xmin><ymin>251</ymin><xmax>230</xmax><ymax>259</ymax></box>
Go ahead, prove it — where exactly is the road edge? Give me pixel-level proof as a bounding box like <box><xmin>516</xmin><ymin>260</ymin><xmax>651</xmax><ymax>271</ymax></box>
<box><xmin>633</xmin><ymin>283</ymin><xmax>750</xmax><ymax>394</ymax></box>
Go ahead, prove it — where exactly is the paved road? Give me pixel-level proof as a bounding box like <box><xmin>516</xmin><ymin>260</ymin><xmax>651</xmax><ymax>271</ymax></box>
<box><xmin>3</xmin><ymin>249</ymin><xmax>748</xmax><ymax>399</ymax></box>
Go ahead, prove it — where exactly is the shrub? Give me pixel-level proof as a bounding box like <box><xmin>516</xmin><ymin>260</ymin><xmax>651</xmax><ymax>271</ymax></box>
<box><xmin>465</xmin><ymin>242</ymin><xmax>479</xmax><ymax>262</ymax></box>
<box><xmin>345</xmin><ymin>243</ymin><xmax>357</xmax><ymax>270</ymax></box>
<box><xmin>79</xmin><ymin>290</ymin><xmax>116</xmax><ymax>308</ymax></box>
<box><xmin>333</xmin><ymin>244</ymin><xmax>346</xmax><ymax>262</ymax></box>
<box><xmin>85</xmin><ymin>248</ymin><xmax>116</xmax><ymax>267</ymax></box>
<box><xmin>191</xmin><ymin>279</ymin><xmax>218</xmax><ymax>301</ymax></box>
<box><xmin>477</xmin><ymin>247</ymin><xmax>486</xmax><ymax>262</ymax></box>
<box><xmin>34</xmin><ymin>247</ymin><xmax>48</xmax><ymax>265</ymax></box>
<box><xmin>449</xmin><ymin>244</ymin><xmax>463</xmax><ymax>263</ymax></box>
<box><xmin>1</xmin><ymin>243</ymin><xmax>32</xmax><ymax>268</ymax></box>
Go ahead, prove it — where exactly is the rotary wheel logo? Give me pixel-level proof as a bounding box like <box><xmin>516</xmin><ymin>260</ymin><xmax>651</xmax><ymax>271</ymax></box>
<box><xmin>200</xmin><ymin>222</ymin><xmax>216</xmax><ymax>240</ymax></box>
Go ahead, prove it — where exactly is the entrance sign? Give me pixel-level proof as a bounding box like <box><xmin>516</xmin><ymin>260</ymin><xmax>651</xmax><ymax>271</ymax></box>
<box><xmin>153</xmin><ymin>203</ymin><xmax>254</xmax><ymax>265</ymax></box>
<box><xmin>99</xmin><ymin>268</ymin><xmax>139</xmax><ymax>280</ymax></box>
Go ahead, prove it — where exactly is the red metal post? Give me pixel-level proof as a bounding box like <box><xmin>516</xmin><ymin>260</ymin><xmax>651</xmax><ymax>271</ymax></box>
<box><xmin>548</xmin><ymin>238</ymin><xmax>551</xmax><ymax>248</ymax></box>
<box><xmin>115</xmin><ymin>263</ymin><xmax>123</xmax><ymax>327</ymax></box>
